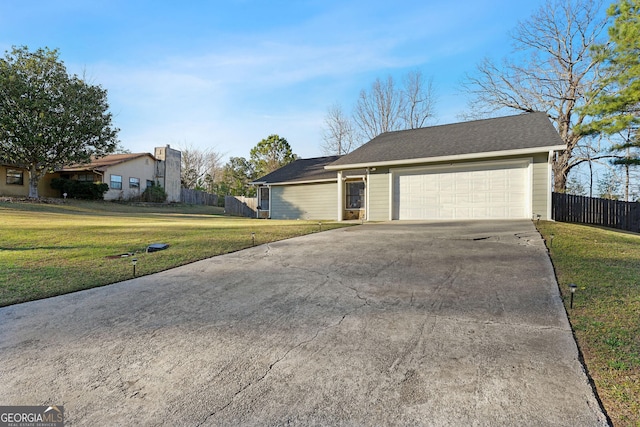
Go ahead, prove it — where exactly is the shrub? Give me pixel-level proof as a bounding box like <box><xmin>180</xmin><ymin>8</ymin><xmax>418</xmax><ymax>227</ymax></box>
<box><xmin>141</xmin><ymin>183</ymin><xmax>167</xmax><ymax>203</ymax></box>
<box><xmin>51</xmin><ymin>178</ymin><xmax>109</xmax><ymax>200</ymax></box>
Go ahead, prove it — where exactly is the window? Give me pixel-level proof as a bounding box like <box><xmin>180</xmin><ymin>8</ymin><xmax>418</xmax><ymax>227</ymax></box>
<box><xmin>129</xmin><ymin>177</ymin><xmax>140</xmax><ymax>188</ymax></box>
<box><xmin>78</xmin><ymin>174</ymin><xmax>94</xmax><ymax>182</ymax></box>
<box><xmin>146</xmin><ymin>180</ymin><xmax>154</xmax><ymax>188</ymax></box>
<box><xmin>346</xmin><ymin>181</ymin><xmax>364</xmax><ymax>209</ymax></box>
<box><xmin>110</xmin><ymin>175</ymin><xmax>122</xmax><ymax>189</ymax></box>
<box><xmin>6</xmin><ymin>169</ymin><xmax>24</xmax><ymax>185</ymax></box>
<box><xmin>259</xmin><ymin>187</ymin><xmax>270</xmax><ymax>210</ymax></box>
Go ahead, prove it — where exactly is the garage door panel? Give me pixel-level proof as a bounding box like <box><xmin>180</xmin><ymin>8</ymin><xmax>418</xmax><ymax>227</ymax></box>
<box><xmin>395</xmin><ymin>163</ymin><xmax>527</xmax><ymax>220</ymax></box>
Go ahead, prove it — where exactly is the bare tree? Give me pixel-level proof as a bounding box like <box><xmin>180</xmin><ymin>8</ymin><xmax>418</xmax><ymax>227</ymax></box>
<box><xmin>349</xmin><ymin>71</ymin><xmax>437</xmax><ymax>144</ymax></box>
<box><xmin>178</xmin><ymin>143</ymin><xmax>224</xmax><ymax>192</ymax></box>
<box><xmin>461</xmin><ymin>0</ymin><xmax>611</xmax><ymax>191</ymax></box>
<box><xmin>402</xmin><ymin>70</ymin><xmax>436</xmax><ymax>129</ymax></box>
<box><xmin>320</xmin><ymin>103</ymin><xmax>357</xmax><ymax>155</ymax></box>
<box><xmin>353</xmin><ymin>75</ymin><xmax>403</xmax><ymax>141</ymax></box>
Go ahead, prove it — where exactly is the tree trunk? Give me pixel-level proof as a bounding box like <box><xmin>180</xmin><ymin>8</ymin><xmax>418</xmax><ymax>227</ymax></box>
<box><xmin>28</xmin><ymin>164</ymin><xmax>40</xmax><ymax>199</ymax></box>
<box><xmin>552</xmin><ymin>151</ymin><xmax>570</xmax><ymax>192</ymax></box>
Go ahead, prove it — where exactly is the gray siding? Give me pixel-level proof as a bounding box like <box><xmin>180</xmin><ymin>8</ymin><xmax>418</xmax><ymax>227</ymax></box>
<box><xmin>531</xmin><ymin>154</ymin><xmax>551</xmax><ymax>220</ymax></box>
<box><xmin>271</xmin><ymin>182</ymin><xmax>337</xmax><ymax>220</ymax></box>
<box><xmin>368</xmin><ymin>170</ymin><xmax>390</xmax><ymax>221</ymax></box>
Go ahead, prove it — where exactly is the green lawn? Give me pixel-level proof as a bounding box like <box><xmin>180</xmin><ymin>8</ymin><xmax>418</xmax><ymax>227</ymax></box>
<box><xmin>0</xmin><ymin>200</ymin><xmax>352</xmax><ymax>307</ymax></box>
<box><xmin>537</xmin><ymin>221</ymin><xmax>640</xmax><ymax>427</ymax></box>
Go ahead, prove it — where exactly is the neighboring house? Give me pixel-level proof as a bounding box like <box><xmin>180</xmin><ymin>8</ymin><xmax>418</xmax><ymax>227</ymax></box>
<box><xmin>1</xmin><ymin>145</ymin><xmax>182</xmax><ymax>202</ymax></box>
<box><xmin>0</xmin><ymin>164</ymin><xmax>59</xmax><ymax>198</ymax></box>
<box><xmin>253</xmin><ymin>113</ymin><xmax>566</xmax><ymax>221</ymax></box>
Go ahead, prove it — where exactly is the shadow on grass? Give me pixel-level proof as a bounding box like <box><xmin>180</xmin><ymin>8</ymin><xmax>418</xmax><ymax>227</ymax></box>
<box><xmin>0</xmin><ymin>246</ymin><xmax>77</xmax><ymax>251</ymax></box>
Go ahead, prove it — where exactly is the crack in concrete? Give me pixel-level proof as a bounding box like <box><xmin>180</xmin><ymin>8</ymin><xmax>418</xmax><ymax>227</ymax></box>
<box><xmin>196</xmin><ymin>310</ymin><xmax>354</xmax><ymax>426</ymax></box>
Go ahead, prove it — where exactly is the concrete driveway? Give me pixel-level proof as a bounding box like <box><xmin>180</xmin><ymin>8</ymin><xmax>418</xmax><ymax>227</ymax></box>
<box><xmin>0</xmin><ymin>220</ymin><xmax>607</xmax><ymax>426</ymax></box>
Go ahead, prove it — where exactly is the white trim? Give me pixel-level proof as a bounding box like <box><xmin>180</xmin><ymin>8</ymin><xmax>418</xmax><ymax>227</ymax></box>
<box><xmin>254</xmin><ymin>178</ymin><xmax>337</xmax><ymax>186</ymax></box>
<box><xmin>257</xmin><ymin>185</ymin><xmax>271</xmax><ymax>218</ymax></box>
<box><xmin>337</xmin><ymin>171</ymin><xmax>343</xmax><ymax>221</ymax></box>
<box><xmin>325</xmin><ymin>146</ymin><xmax>566</xmax><ymax>170</ymax></box>
<box><xmin>548</xmin><ymin>150</ymin><xmax>554</xmax><ymax>220</ymax></box>
<box><xmin>387</xmin><ymin>170</ymin><xmax>394</xmax><ymax>221</ymax></box>
<box><xmin>390</xmin><ymin>158</ymin><xmax>530</xmax><ymax>175</ymax></box>
<box><xmin>365</xmin><ymin>169</ymin><xmax>370</xmax><ymax>221</ymax></box>
<box><xmin>526</xmin><ymin>159</ymin><xmax>533</xmax><ymax>218</ymax></box>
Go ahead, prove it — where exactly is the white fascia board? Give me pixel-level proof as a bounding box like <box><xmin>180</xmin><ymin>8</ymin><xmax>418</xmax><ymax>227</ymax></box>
<box><xmin>266</xmin><ymin>178</ymin><xmax>337</xmax><ymax>186</ymax></box>
<box><xmin>324</xmin><ymin>145</ymin><xmax>566</xmax><ymax>170</ymax></box>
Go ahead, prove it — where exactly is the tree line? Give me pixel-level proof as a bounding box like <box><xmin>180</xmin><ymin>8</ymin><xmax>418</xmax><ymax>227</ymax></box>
<box><xmin>1</xmin><ymin>0</ymin><xmax>638</xmax><ymax>200</ymax></box>
<box><xmin>179</xmin><ymin>134</ymin><xmax>295</xmax><ymax>198</ymax></box>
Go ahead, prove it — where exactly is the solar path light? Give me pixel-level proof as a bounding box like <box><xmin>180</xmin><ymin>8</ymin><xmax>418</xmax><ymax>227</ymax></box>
<box><xmin>569</xmin><ymin>283</ymin><xmax>577</xmax><ymax>309</ymax></box>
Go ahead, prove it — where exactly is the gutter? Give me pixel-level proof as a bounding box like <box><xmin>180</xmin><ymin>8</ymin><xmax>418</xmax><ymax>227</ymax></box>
<box><xmin>324</xmin><ymin>145</ymin><xmax>566</xmax><ymax>170</ymax></box>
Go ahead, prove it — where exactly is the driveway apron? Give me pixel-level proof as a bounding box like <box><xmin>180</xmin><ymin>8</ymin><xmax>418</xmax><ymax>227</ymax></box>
<box><xmin>0</xmin><ymin>220</ymin><xmax>608</xmax><ymax>426</ymax></box>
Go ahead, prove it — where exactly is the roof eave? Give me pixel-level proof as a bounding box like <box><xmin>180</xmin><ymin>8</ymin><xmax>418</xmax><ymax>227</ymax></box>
<box><xmin>325</xmin><ymin>145</ymin><xmax>566</xmax><ymax>170</ymax></box>
<box><xmin>257</xmin><ymin>178</ymin><xmax>338</xmax><ymax>186</ymax></box>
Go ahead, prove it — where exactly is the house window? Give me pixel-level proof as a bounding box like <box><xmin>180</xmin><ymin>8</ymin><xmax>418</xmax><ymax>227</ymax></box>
<box><xmin>346</xmin><ymin>181</ymin><xmax>364</xmax><ymax>209</ymax></box>
<box><xmin>6</xmin><ymin>169</ymin><xmax>24</xmax><ymax>185</ymax></box>
<box><xmin>110</xmin><ymin>175</ymin><xmax>122</xmax><ymax>189</ymax></box>
<box><xmin>129</xmin><ymin>177</ymin><xmax>140</xmax><ymax>188</ymax></box>
<box><xmin>259</xmin><ymin>187</ymin><xmax>270</xmax><ymax>210</ymax></box>
<box><xmin>77</xmin><ymin>174</ymin><xmax>94</xmax><ymax>182</ymax></box>
<box><xmin>146</xmin><ymin>180</ymin><xmax>154</xmax><ymax>188</ymax></box>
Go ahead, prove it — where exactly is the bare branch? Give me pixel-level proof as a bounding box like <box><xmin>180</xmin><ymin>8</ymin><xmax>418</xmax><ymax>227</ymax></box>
<box><xmin>320</xmin><ymin>103</ymin><xmax>357</xmax><ymax>156</ymax></box>
<box><xmin>460</xmin><ymin>0</ymin><xmax>609</xmax><ymax>190</ymax></box>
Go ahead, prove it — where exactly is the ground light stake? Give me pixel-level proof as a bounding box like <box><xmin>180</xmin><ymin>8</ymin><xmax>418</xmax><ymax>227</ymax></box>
<box><xmin>132</xmin><ymin>258</ymin><xmax>137</xmax><ymax>278</ymax></box>
<box><xmin>569</xmin><ymin>283</ymin><xmax>577</xmax><ymax>308</ymax></box>
<box><xmin>251</xmin><ymin>232</ymin><xmax>255</xmax><ymax>246</ymax></box>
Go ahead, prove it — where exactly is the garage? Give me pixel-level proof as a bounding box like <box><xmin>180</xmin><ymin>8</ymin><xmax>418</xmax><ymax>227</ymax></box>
<box><xmin>263</xmin><ymin>113</ymin><xmax>564</xmax><ymax>221</ymax></box>
<box><xmin>392</xmin><ymin>161</ymin><xmax>529</xmax><ymax>220</ymax></box>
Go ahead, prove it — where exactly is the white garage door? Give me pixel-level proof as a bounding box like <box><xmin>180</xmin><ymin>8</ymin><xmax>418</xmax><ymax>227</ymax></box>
<box><xmin>393</xmin><ymin>162</ymin><xmax>528</xmax><ymax>220</ymax></box>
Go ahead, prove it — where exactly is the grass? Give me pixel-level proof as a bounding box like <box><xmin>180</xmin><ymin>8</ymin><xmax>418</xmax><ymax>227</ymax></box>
<box><xmin>0</xmin><ymin>199</ymin><xmax>353</xmax><ymax>307</ymax></box>
<box><xmin>537</xmin><ymin>221</ymin><xmax>640</xmax><ymax>426</ymax></box>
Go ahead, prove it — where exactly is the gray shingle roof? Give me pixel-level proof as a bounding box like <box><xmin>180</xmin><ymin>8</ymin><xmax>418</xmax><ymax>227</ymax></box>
<box><xmin>253</xmin><ymin>156</ymin><xmax>342</xmax><ymax>184</ymax></box>
<box><xmin>327</xmin><ymin>112</ymin><xmax>564</xmax><ymax>169</ymax></box>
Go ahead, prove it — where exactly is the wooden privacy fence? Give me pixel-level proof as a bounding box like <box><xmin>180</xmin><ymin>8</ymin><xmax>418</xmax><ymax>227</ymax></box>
<box><xmin>552</xmin><ymin>192</ymin><xmax>640</xmax><ymax>233</ymax></box>
<box><xmin>180</xmin><ymin>188</ymin><xmax>218</xmax><ymax>206</ymax></box>
<box><xmin>225</xmin><ymin>196</ymin><xmax>257</xmax><ymax>217</ymax></box>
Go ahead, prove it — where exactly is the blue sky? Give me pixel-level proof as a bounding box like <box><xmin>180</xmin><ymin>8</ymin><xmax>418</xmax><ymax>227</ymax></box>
<box><xmin>1</xmin><ymin>0</ymin><xmax>553</xmax><ymax>161</ymax></box>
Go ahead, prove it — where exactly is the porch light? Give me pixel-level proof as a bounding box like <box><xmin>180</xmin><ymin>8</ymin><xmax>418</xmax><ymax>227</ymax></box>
<box><xmin>569</xmin><ymin>283</ymin><xmax>577</xmax><ymax>309</ymax></box>
<box><xmin>132</xmin><ymin>258</ymin><xmax>138</xmax><ymax>278</ymax></box>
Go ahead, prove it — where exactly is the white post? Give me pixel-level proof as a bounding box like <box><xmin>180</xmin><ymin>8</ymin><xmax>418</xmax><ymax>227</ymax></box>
<box><xmin>364</xmin><ymin>170</ymin><xmax>369</xmax><ymax>221</ymax></box>
<box><xmin>337</xmin><ymin>171</ymin><xmax>343</xmax><ymax>221</ymax></box>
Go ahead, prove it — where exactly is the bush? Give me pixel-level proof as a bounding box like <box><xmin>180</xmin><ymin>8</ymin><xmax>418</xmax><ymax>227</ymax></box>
<box><xmin>141</xmin><ymin>183</ymin><xmax>167</xmax><ymax>203</ymax></box>
<box><xmin>51</xmin><ymin>178</ymin><xmax>109</xmax><ymax>200</ymax></box>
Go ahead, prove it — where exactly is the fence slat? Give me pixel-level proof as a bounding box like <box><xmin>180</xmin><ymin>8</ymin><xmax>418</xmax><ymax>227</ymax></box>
<box><xmin>552</xmin><ymin>192</ymin><xmax>640</xmax><ymax>233</ymax></box>
<box><xmin>180</xmin><ymin>188</ymin><xmax>218</xmax><ymax>206</ymax></box>
<box><xmin>224</xmin><ymin>196</ymin><xmax>257</xmax><ymax>217</ymax></box>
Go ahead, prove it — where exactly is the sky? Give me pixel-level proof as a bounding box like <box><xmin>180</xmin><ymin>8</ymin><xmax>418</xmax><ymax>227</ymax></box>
<box><xmin>0</xmin><ymin>0</ymin><xmax>556</xmax><ymax>162</ymax></box>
